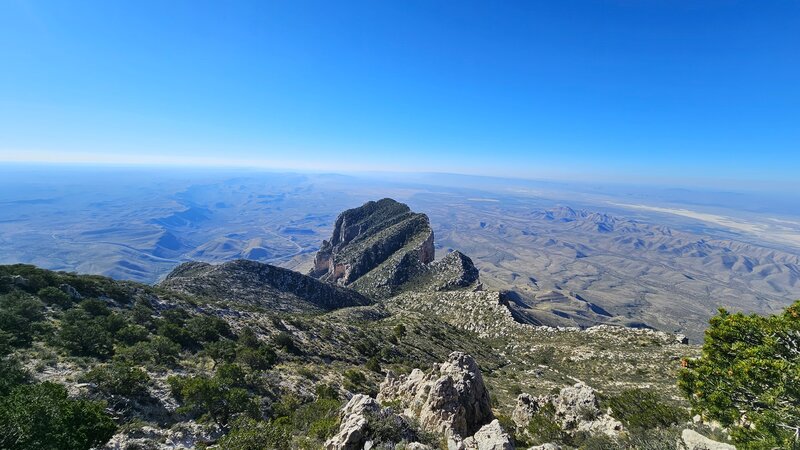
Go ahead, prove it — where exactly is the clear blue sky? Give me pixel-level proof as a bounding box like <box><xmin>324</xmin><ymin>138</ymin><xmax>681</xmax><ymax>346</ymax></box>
<box><xmin>1</xmin><ymin>1</ymin><xmax>798</xmax><ymax>188</ymax></box>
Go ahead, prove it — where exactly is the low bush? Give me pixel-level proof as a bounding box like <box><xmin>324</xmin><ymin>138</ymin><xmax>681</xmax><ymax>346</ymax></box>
<box><xmin>82</xmin><ymin>361</ymin><xmax>150</xmax><ymax>397</ymax></box>
<box><xmin>36</xmin><ymin>286</ymin><xmax>72</xmax><ymax>307</ymax></box>
<box><xmin>0</xmin><ymin>381</ymin><xmax>116</xmax><ymax>450</ymax></box>
<box><xmin>604</xmin><ymin>389</ymin><xmax>688</xmax><ymax>430</ymax></box>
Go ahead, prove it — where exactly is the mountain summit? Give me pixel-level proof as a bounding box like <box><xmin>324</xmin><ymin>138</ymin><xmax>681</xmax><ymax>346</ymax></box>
<box><xmin>310</xmin><ymin>198</ymin><xmax>480</xmax><ymax>298</ymax></box>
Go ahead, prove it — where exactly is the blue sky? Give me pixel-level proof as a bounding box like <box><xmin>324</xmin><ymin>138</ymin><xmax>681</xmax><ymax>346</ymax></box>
<box><xmin>0</xmin><ymin>1</ymin><xmax>798</xmax><ymax>188</ymax></box>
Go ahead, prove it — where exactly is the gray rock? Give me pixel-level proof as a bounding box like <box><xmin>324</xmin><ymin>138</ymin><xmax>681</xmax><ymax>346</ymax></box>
<box><xmin>553</xmin><ymin>383</ymin><xmax>623</xmax><ymax>436</ymax></box>
<box><xmin>104</xmin><ymin>422</ymin><xmax>220</xmax><ymax>450</ymax></box>
<box><xmin>325</xmin><ymin>394</ymin><xmax>381</xmax><ymax>450</ymax></box>
<box><xmin>325</xmin><ymin>394</ymin><xmax>422</xmax><ymax>450</ymax></box>
<box><xmin>461</xmin><ymin>420</ymin><xmax>515</xmax><ymax>450</ymax></box>
<box><xmin>512</xmin><ymin>384</ymin><xmax>623</xmax><ymax>440</ymax></box>
<box><xmin>680</xmin><ymin>429</ymin><xmax>736</xmax><ymax>450</ymax></box>
<box><xmin>378</xmin><ymin>352</ymin><xmax>494</xmax><ymax>439</ymax></box>
<box><xmin>59</xmin><ymin>283</ymin><xmax>82</xmax><ymax>300</ymax></box>
<box><xmin>526</xmin><ymin>445</ymin><xmax>561</xmax><ymax>450</ymax></box>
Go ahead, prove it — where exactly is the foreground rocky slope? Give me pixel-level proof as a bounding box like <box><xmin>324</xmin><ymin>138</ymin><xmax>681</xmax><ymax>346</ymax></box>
<box><xmin>0</xmin><ymin>199</ymin><xmax>739</xmax><ymax>449</ymax></box>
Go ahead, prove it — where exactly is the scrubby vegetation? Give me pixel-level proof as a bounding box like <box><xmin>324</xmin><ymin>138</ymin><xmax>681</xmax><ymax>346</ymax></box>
<box><xmin>680</xmin><ymin>301</ymin><xmax>800</xmax><ymax>448</ymax></box>
<box><xmin>4</xmin><ymin>261</ymin><xmax>779</xmax><ymax>449</ymax></box>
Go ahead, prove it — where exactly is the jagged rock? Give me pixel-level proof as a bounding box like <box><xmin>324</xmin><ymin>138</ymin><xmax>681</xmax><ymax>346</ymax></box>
<box><xmin>405</xmin><ymin>444</ymin><xmax>434</xmax><ymax>450</ymax></box>
<box><xmin>325</xmin><ymin>394</ymin><xmax>381</xmax><ymax>450</ymax></box>
<box><xmin>59</xmin><ymin>283</ymin><xmax>82</xmax><ymax>300</ymax></box>
<box><xmin>459</xmin><ymin>420</ymin><xmax>515</xmax><ymax>450</ymax></box>
<box><xmin>680</xmin><ymin>429</ymin><xmax>736</xmax><ymax>450</ymax></box>
<box><xmin>310</xmin><ymin>198</ymin><xmax>480</xmax><ymax>298</ymax></box>
<box><xmin>158</xmin><ymin>259</ymin><xmax>371</xmax><ymax>313</ymax></box>
<box><xmin>378</xmin><ymin>352</ymin><xmax>493</xmax><ymax>439</ymax></box>
<box><xmin>104</xmin><ymin>422</ymin><xmax>220</xmax><ymax>450</ymax></box>
<box><xmin>512</xmin><ymin>384</ymin><xmax>622</xmax><ymax>440</ymax></box>
<box><xmin>11</xmin><ymin>275</ymin><xmax>28</xmax><ymax>287</ymax></box>
<box><xmin>553</xmin><ymin>383</ymin><xmax>622</xmax><ymax>436</ymax></box>
<box><xmin>526</xmin><ymin>445</ymin><xmax>561</xmax><ymax>450</ymax></box>
<box><xmin>325</xmin><ymin>394</ymin><xmax>422</xmax><ymax>450</ymax></box>
<box><xmin>512</xmin><ymin>393</ymin><xmax>548</xmax><ymax>429</ymax></box>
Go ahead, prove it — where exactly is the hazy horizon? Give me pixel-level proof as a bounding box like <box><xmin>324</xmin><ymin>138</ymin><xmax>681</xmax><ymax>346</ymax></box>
<box><xmin>2</xmin><ymin>1</ymin><xmax>799</xmax><ymax>188</ymax></box>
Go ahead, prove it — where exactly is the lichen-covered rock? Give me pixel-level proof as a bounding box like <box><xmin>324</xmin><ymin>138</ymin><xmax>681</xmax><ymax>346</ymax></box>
<box><xmin>512</xmin><ymin>384</ymin><xmax>622</xmax><ymax>440</ymax></box>
<box><xmin>680</xmin><ymin>429</ymin><xmax>736</xmax><ymax>450</ymax></box>
<box><xmin>104</xmin><ymin>422</ymin><xmax>220</xmax><ymax>450</ymax></box>
<box><xmin>378</xmin><ymin>352</ymin><xmax>493</xmax><ymax>439</ymax></box>
<box><xmin>460</xmin><ymin>420</ymin><xmax>515</xmax><ymax>450</ymax></box>
<box><xmin>553</xmin><ymin>383</ymin><xmax>622</xmax><ymax>436</ymax></box>
<box><xmin>325</xmin><ymin>394</ymin><xmax>381</xmax><ymax>450</ymax></box>
<box><xmin>325</xmin><ymin>394</ymin><xmax>425</xmax><ymax>450</ymax></box>
<box><xmin>158</xmin><ymin>259</ymin><xmax>371</xmax><ymax>313</ymax></box>
<box><xmin>512</xmin><ymin>393</ymin><xmax>549</xmax><ymax>429</ymax></box>
<box><xmin>526</xmin><ymin>445</ymin><xmax>561</xmax><ymax>450</ymax></box>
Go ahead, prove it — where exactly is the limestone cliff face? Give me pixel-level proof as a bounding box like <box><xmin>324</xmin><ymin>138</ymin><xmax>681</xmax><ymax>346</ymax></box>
<box><xmin>311</xmin><ymin>198</ymin><xmax>471</xmax><ymax>299</ymax></box>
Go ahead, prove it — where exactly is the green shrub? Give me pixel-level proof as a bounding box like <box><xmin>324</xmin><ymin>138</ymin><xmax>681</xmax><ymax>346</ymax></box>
<box><xmin>79</xmin><ymin>298</ymin><xmax>111</xmax><ymax>316</ymax></box>
<box><xmin>156</xmin><ymin>321</ymin><xmax>197</xmax><ymax>349</ymax></box>
<box><xmin>274</xmin><ymin>332</ymin><xmax>301</xmax><ymax>355</ymax></box>
<box><xmin>604</xmin><ymin>389</ymin><xmax>687</xmax><ymax>430</ymax></box>
<box><xmin>679</xmin><ymin>302</ymin><xmax>800</xmax><ymax>447</ymax></box>
<box><xmin>236</xmin><ymin>344</ymin><xmax>277</xmax><ymax>370</ymax></box>
<box><xmin>58</xmin><ymin>308</ymin><xmax>113</xmax><ymax>358</ymax></box>
<box><xmin>366</xmin><ymin>356</ymin><xmax>382</xmax><ymax>373</ymax></box>
<box><xmin>115</xmin><ymin>323</ymin><xmax>150</xmax><ymax>346</ymax></box>
<box><xmin>36</xmin><ymin>286</ymin><xmax>72</xmax><ymax>307</ymax></box>
<box><xmin>203</xmin><ymin>339</ymin><xmax>237</xmax><ymax>365</ymax></box>
<box><xmin>0</xmin><ymin>356</ymin><xmax>29</xmax><ymax>396</ymax></box>
<box><xmin>315</xmin><ymin>383</ymin><xmax>339</xmax><ymax>401</ymax></box>
<box><xmin>187</xmin><ymin>315</ymin><xmax>233</xmax><ymax>343</ymax></box>
<box><xmin>115</xmin><ymin>335</ymin><xmax>181</xmax><ymax>367</ymax></box>
<box><xmin>0</xmin><ymin>291</ymin><xmax>44</xmax><ymax>348</ymax></box>
<box><xmin>238</xmin><ymin>326</ymin><xmax>260</xmax><ymax>348</ymax></box>
<box><xmin>82</xmin><ymin>361</ymin><xmax>150</xmax><ymax>397</ymax></box>
<box><xmin>526</xmin><ymin>404</ymin><xmax>564</xmax><ymax>445</ymax></box>
<box><xmin>169</xmin><ymin>364</ymin><xmax>258</xmax><ymax>427</ymax></box>
<box><xmin>217</xmin><ymin>417</ymin><xmax>292</xmax><ymax>450</ymax></box>
<box><xmin>0</xmin><ymin>382</ymin><xmax>116</xmax><ymax>450</ymax></box>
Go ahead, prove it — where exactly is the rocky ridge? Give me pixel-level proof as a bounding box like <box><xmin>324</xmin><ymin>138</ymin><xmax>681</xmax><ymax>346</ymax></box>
<box><xmin>158</xmin><ymin>259</ymin><xmax>371</xmax><ymax>313</ymax></box>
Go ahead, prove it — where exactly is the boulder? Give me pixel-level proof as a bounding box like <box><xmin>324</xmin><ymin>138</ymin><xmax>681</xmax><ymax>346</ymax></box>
<box><xmin>553</xmin><ymin>383</ymin><xmax>623</xmax><ymax>436</ymax></box>
<box><xmin>59</xmin><ymin>283</ymin><xmax>82</xmax><ymax>300</ymax></box>
<box><xmin>460</xmin><ymin>420</ymin><xmax>515</xmax><ymax>450</ymax></box>
<box><xmin>512</xmin><ymin>384</ymin><xmax>622</xmax><ymax>440</ymax></box>
<box><xmin>378</xmin><ymin>352</ymin><xmax>493</xmax><ymax>439</ymax></box>
<box><xmin>680</xmin><ymin>429</ymin><xmax>736</xmax><ymax>450</ymax></box>
<box><xmin>325</xmin><ymin>394</ymin><xmax>423</xmax><ymax>450</ymax></box>
<box><xmin>325</xmin><ymin>394</ymin><xmax>381</xmax><ymax>450</ymax></box>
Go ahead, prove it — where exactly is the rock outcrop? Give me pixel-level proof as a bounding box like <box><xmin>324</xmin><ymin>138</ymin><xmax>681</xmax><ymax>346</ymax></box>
<box><xmin>460</xmin><ymin>419</ymin><xmax>515</xmax><ymax>450</ymax></box>
<box><xmin>158</xmin><ymin>259</ymin><xmax>371</xmax><ymax>313</ymax></box>
<box><xmin>512</xmin><ymin>383</ymin><xmax>623</xmax><ymax>439</ymax></box>
<box><xmin>326</xmin><ymin>353</ymin><xmax>515</xmax><ymax>450</ymax></box>
<box><xmin>378</xmin><ymin>352</ymin><xmax>494</xmax><ymax>439</ymax></box>
<box><xmin>310</xmin><ymin>198</ymin><xmax>480</xmax><ymax>298</ymax></box>
<box><xmin>324</xmin><ymin>394</ymin><xmax>430</xmax><ymax>450</ymax></box>
<box><xmin>680</xmin><ymin>429</ymin><xmax>736</xmax><ymax>450</ymax></box>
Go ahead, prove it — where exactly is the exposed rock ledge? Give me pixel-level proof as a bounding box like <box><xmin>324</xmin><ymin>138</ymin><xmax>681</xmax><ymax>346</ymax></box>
<box><xmin>325</xmin><ymin>352</ymin><xmax>514</xmax><ymax>450</ymax></box>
